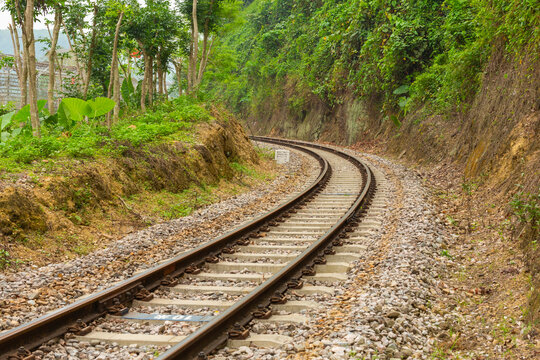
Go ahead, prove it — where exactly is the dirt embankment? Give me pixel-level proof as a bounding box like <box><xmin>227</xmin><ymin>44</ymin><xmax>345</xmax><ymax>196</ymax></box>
<box><xmin>248</xmin><ymin>46</ymin><xmax>540</xmax><ymax>333</ymax></box>
<box><xmin>0</xmin><ymin>116</ymin><xmax>259</xmax><ymax>269</ymax></box>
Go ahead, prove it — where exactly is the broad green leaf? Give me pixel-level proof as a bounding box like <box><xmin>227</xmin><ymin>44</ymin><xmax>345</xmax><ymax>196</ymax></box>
<box><xmin>390</xmin><ymin>114</ymin><xmax>401</xmax><ymax>127</ymax></box>
<box><xmin>1</xmin><ymin>131</ymin><xmax>8</xmax><ymax>143</ymax></box>
<box><xmin>37</xmin><ymin>99</ymin><xmax>47</xmax><ymax>112</ymax></box>
<box><xmin>10</xmin><ymin>127</ymin><xmax>22</xmax><ymax>137</ymax></box>
<box><xmin>393</xmin><ymin>85</ymin><xmax>409</xmax><ymax>95</ymax></box>
<box><xmin>60</xmin><ymin>98</ymin><xmax>91</xmax><ymax>121</ymax></box>
<box><xmin>1</xmin><ymin>111</ymin><xmax>15</xmax><ymax>131</ymax></box>
<box><xmin>398</xmin><ymin>97</ymin><xmax>409</xmax><ymax>109</ymax></box>
<box><xmin>57</xmin><ymin>102</ymin><xmax>74</xmax><ymax>129</ymax></box>
<box><xmin>87</xmin><ymin>97</ymin><xmax>116</xmax><ymax>118</ymax></box>
<box><xmin>121</xmin><ymin>76</ymin><xmax>135</xmax><ymax>104</ymax></box>
<box><xmin>12</xmin><ymin>104</ymin><xmax>30</xmax><ymax>123</ymax></box>
<box><xmin>12</xmin><ymin>100</ymin><xmax>49</xmax><ymax>124</ymax></box>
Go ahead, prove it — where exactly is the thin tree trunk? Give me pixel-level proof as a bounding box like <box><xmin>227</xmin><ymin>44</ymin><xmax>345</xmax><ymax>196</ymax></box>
<box><xmin>46</xmin><ymin>23</ymin><xmax>63</xmax><ymax>94</ymax></box>
<box><xmin>197</xmin><ymin>22</ymin><xmax>209</xmax><ymax>85</ymax></box>
<box><xmin>83</xmin><ymin>5</ymin><xmax>98</xmax><ymax>99</ymax></box>
<box><xmin>138</xmin><ymin>43</ymin><xmax>149</xmax><ymax>112</ymax></box>
<box><xmin>113</xmin><ymin>60</ymin><xmax>120</xmax><ymax>122</ymax></box>
<box><xmin>163</xmin><ymin>66</ymin><xmax>168</xmax><ymax>100</ymax></box>
<box><xmin>16</xmin><ymin>0</ymin><xmax>40</xmax><ymax>136</ymax></box>
<box><xmin>195</xmin><ymin>36</ymin><xmax>214</xmax><ymax>88</ymax></box>
<box><xmin>157</xmin><ymin>55</ymin><xmax>163</xmax><ymax>96</ymax></box>
<box><xmin>154</xmin><ymin>61</ymin><xmax>158</xmax><ymax>97</ymax></box>
<box><xmin>174</xmin><ymin>60</ymin><xmax>182</xmax><ymax>96</ymax></box>
<box><xmin>8</xmin><ymin>16</ymin><xmax>27</xmax><ymax>107</ymax></box>
<box><xmin>187</xmin><ymin>42</ymin><xmax>193</xmax><ymax>93</ymax></box>
<box><xmin>47</xmin><ymin>8</ymin><xmax>62</xmax><ymax>113</ymax></box>
<box><xmin>57</xmin><ymin>58</ymin><xmax>63</xmax><ymax>96</ymax></box>
<box><xmin>62</xmin><ymin>19</ymin><xmax>84</xmax><ymax>92</ymax></box>
<box><xmin>190</xmin><ymin>0</ymin><xmax>198</xmax><ymax>94</ymax></box>
<box><xmin>107</xmin><ymin>11</ymin><xmax>123</xmax><ymax>129</ymax></box>
<box><xmin>148</xmin><ymin>57</ymin><xmax>154</xmax><ymax>106</ymax></box>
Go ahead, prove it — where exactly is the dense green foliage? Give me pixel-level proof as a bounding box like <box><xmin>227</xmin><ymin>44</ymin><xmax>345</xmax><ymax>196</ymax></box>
<box><xmin>203</xmin><ymin>0</ymin><xmax>539</xmax><ymax>117</ymax></box>
<box><xmin>0</xmin><ymin>97</ymin><xmax>211</xmax><ymax>172</ymax></box>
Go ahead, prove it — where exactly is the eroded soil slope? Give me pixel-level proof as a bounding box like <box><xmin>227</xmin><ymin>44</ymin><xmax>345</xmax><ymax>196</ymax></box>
<box><xmin>0</xmin><ymin>116</ymin><xmax>264</xmax><ymax>269</ymax></box>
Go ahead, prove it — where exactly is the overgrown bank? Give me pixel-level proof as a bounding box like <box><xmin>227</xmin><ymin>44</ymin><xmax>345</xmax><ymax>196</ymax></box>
<box><xmin>201</xmin><ymin>0</ymin><xmax>540</xmax><ymax>354</ymax></box>
<box><xmin>0</xmin><ymin>103</ymin><xmax>271</xmax><ymax>270</ymax></box>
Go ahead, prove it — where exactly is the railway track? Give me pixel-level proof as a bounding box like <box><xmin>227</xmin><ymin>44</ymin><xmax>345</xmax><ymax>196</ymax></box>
<box><xmin>0</xmin><ymin>137</ymin><xmax>378</xmax><ymax>360</ymax></box>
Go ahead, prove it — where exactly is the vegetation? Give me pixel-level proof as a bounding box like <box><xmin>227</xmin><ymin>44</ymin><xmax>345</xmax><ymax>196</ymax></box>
<box><xmin>511</xmin><ymin>186</ymin><xmax>540</xmax><ymax>247</ymax></box>
<box><xmin>2</xmin><ymin>0</ymin><xmax>534</xmax><ymax>166</ymax></box>
<box><xmin>0</xmin><ymin>96</ymin><xmax>210</xmax><ymax>172</ymax></box>
<box><xmin>1</xmin><ymin>0</ymin><xmax>241</xmax><ymax>139</ymax></box>
<box><xmin>201</xmin><ymin>0</ymin><xmax>539</xmax><ymax>120</ymax></box>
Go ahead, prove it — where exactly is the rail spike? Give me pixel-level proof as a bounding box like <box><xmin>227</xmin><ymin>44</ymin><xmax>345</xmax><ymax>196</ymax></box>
<box><xmin>252</xmin><ymin>304</ymin><xmax>272</xmax><ymax>319</ymax></box>
<box><xmin>228</xmin><ymin>323</ymin><xmax>250</xmax><ymax>339</ymax></box>
<box><xmin>270</xmin><ymin>291</ymin><xmax>287</xmax><ymax>304</ymax></box>
<box><xmin>107</xmin><ymin>298</ymin><xmax>128</xmax><ymax>316</ymax></box>
<box><xmin>7</xmin><ymin>347</ymin><xmax>34</xmax><ymax>360</ymax></box>
<box><xmin>0</xmin><ymin>137</ymin><xmax>376</xmax><ymax>360</ymax></box>
<box><xmin>67</xmin><ymin>319</ymin><xmax>93</xmax><ymax>336</ymax></box>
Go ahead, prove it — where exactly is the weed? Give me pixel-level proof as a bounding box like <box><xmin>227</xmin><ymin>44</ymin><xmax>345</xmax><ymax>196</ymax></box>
<box><xmin>0</xmin><ymin>249</ymin><xmax>11</xmax><ymax>269</ymax></box>
<box><xmin>441</xmin><ymin>249</ymin><xmax>453</xmax><ymax>259</ymax></box>
<box><xmin>510</xmin><ymin>186</ymin><xmax>540</xmax><ymax>247</ymax></box>
<box><xmin>255</xmin><ymin>147</ymin><xmax>275</xmax><ymax>160</ymax></box>
<box><xmin>72</xmin><ymin>243</ymin><xmax>93</xmax><ymax>256</ymax></box>
<box><xmin>230</xmin><ymin>161</ymin><xmax>271</xmax><ymax>181</ymax></box>
<box><xmin>446</xmin><ymin>215</ymin><xmax>459</xmax><ymax>227</ymax></box>
<box><xmin>0</xmin><ymin>249</ymin><xmax>23</xmax><ymax>269</ymax></box>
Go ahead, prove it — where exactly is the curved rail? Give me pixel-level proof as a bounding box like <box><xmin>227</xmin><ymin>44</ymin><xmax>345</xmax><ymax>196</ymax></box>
<box><xmin>0</xmin><ymin>142</ymin><xmax>330</xmax><ymax>359</ymax></box>
<box><xmin>158</xmin><ymin>137</ymin><xmax>376</xmax><ymax>359</ymax></box>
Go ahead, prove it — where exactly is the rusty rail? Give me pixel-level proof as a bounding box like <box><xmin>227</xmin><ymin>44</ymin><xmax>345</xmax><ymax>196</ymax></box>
<box><xmin>0</xmin><ymin>140</ymin><xmax>330</xmax><ymax>359</ymax></box>
<box><xmin>158</xmin><ymin>137</ymin><xmax>375</xmax><ymax>359</ymax></box>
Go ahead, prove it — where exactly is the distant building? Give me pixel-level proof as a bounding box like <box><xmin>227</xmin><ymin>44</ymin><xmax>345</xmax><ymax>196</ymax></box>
<box><xmin>0</xmin><ymin>51</ymin><xmax>76</xmax><ymax>109</ymax></box>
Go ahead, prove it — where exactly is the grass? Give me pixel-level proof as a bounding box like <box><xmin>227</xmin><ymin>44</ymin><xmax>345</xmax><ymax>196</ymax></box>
<box><xmin>0</xmin><ymin>96</ymin><xmax>211</xmax><ymax>174</ymax></box>
<box><xmin>230</xmin><ymin>161</ymin><xmax>271</xmax><ymax>181</ymax></box>
<box><xmin>124</xmin><ymin>161</ymin><xmax>275</xmax><ymax>221</ymax></box>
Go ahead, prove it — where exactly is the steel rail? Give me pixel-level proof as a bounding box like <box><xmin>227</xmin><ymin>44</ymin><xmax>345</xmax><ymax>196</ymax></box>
<box><xmin>0</xmin><ymin>141</ymin><xmax>330</xmax><ymax>359</ymax></box>
<box><xmin>158</xmin><ymin>137</ymin><xmax>376</xmax><ymax>360</ymax></box>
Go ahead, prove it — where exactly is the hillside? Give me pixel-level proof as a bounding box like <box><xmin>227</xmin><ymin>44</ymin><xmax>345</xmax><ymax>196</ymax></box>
<box><xmin>202</xmin><ymin>0</ymin><xmax>539</xmax><ymax>357</ymax></box>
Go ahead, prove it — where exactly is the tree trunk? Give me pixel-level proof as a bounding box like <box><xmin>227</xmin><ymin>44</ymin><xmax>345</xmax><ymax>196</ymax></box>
<box><xmin>173</xmin><ymin>60</ymin><xmax>183</xmax><ymax>97</ymax></box>
<box><xmin>190</xmin><ymin>0</ymin><xmax>199</xmax><ymax>94</ymax></box>
<box><xmin>16</xmin><ymin>0</ymin><xmax>40</xmax><ymax>136</ymax></box>
<box><xmin>113</xmin><ymin>60</ymin><xmax>120</xmax><ymax>122</ymax></box>
<box><xmin>83</xmin><ymin>5</ymin><xmax>98</xmax><ymax>99</ymax></box>
<box><xmin>107</xmin><ymin>11</ymin><xmax>123</xmax><ymax>129</ymax></box>
<box><xmin>148</xmin><ymin>57</ymin><xmax>154</xmax><ymax>106</ymax></box>
<box><xmin>157</xmin><ymin>55</ymin><xmax>164</xmax><ymax>96</ymax></box>
<box><xmin>196</xmin><ymin>31</ymin><xmax>208</xmax><ymax>84</ymax></box>
<box><xmin>195</xmin><ymin>36</ymin><xmax>214</xmax><ymax>88</ymax></box>
<box><xmin>138</xmin><ymin>43</ymin><xmax>149</xmax><ymax>112</ymax></box>
<box><xmin>57</xmin><ymin>57</ymin><xmax>63</xmax><ymax>95</ymax></box>
<box><xmin>8</xmin><ymin>16</ymin><xmax>27</xmax><ymax>107</ymax></box>
<box><xmin>63</xmin><ymin>19</ymin><xmax>84</xmax><ymax>92</ymax></box>
<box><xmin>47</xmin><ymin>8</ymin><xmax>62</xmax><ymax>114</ymax></box>
<box><xmin>163</xmin><ymin>66</ymin><xmax>168</xmax><ymax>100</ymax></box>
<box><xmin>187</xmin><ymin>42</ymin><xmax>193</xmax><ymax>93</ymax></box>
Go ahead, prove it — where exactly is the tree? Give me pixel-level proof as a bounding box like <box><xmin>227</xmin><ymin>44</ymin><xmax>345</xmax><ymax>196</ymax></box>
<box><xmin>180</xmin><ymin>0</ymin><xmax>241</xmax><ymax>93</ymax></box>
<box><xmin>106</xmin><ymin>7</ymin><xmax>124</xmax><ymax>126</ymax></box>
<box><xmin>7</xmin><ymin>15</ymin><xmax>27</xmax><ymax>107</ymax></box>
<box><xmin>47</xmin><ymin>5</ymin><xmax>62</xmax><ymax>113</ymax></box>
<box><xmin>11</xmin><ymin>0</ymin><xmax>42</xmax><ymax>137</ymax></box>
<box><xmin>125</xmin><ymin>0</ymin><xmax>180</xmax><ymax>110</ymax></box>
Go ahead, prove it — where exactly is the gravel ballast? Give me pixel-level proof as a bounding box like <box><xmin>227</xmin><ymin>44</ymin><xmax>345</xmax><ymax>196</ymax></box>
<box><xmin>211</xmin><ymin>147</ymin><xmax>453</xmax><ymax>360</ymax></box>
<box><xmin>0</xmin><ymin>145</ymin><xmax>319</xmax><ymax>333</ymax></box>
